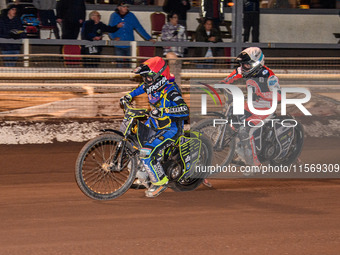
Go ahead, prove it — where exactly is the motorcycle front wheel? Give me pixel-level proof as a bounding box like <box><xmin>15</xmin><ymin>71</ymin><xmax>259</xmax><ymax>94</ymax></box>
<box><xmin>75</xmin><ymin>133</ymin><xmax>137</xmax><ymax>200</ymax></box>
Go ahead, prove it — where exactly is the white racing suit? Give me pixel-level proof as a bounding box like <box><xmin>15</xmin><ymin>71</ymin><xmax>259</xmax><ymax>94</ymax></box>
<box><xmin>222</xmin><ymin>65</ymin><xmax>281</xmax><ymax>166</ymax></box>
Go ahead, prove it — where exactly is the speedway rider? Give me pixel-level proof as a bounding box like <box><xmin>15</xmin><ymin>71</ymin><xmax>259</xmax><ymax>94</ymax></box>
<box><xmin>120</xmin><ymin>56</ymin><xmax>189</xmax><ymax>198</ymax></box>
<box><xmin>222</xmin><ymin>47</ymin><xmax>281</xmax><ymax>166</ymax></box>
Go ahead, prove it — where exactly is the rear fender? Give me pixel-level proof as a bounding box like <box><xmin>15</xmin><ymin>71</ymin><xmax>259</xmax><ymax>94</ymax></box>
<box><xmin>100</xmin><ymin>129</ymin><xmax>124</xmax><ymax>137</ymax></box>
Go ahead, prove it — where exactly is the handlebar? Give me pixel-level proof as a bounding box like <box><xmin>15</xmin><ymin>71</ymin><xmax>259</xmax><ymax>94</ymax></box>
<box><xmin>121</xmin><ymin>100</ymin><xmax>149</xmax><ymax>118</ymax></box>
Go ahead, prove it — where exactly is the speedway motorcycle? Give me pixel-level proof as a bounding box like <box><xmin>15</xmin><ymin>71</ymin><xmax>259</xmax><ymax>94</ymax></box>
<box><xmin>75</xmin><ymin>100</ymin><xmax>212</xmax><ymax>200</ymax></box>
<box><xmin>192</xmin><ymin>89</ymin><xmax>305</xmax><ymax>169</ymax></box>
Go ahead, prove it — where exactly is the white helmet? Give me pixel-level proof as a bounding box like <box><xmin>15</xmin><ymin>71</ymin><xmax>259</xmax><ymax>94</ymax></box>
<box><xmin>236</xmin><ymin>47</ymin><xmax>264</xmax><ymax>77</ymax></box>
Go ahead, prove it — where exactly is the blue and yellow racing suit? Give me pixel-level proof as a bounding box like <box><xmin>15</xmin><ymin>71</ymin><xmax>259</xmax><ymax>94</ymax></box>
<box><xmin>127</xmin><ymin>81</ymin><xmax>189</xmax><ymax>185</ymax></box>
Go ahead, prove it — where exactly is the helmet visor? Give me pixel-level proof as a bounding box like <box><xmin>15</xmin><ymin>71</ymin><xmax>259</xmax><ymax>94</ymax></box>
<box><xmin>241</xmin><ymin>62</ymin><xmax>252</xmax><ymax>73</ymax></box>
<box><xmin>141</xmin><ymin>72</ymin><xmax>157</xmax><ymax>85</ymax></box>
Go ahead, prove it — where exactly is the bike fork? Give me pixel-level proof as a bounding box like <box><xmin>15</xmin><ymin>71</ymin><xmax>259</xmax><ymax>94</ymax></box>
<box><xmin>109</xmin><ymin>139</ymin><xmax>126</xmax><ymax>171</ymax></box>
<box><xmin>215</xmin><ymin>123</ymin><xmax>237</xmax><ymax>150</ymax></box>
<box><xmin>217</xmin><ymin>124</ymin><xmax>227</xmax><ymax>149</ymax></box>
<box><xmin>117</xmin><ymin>139</ymin><xmax>127</xmax><ymax>170</ymax></box>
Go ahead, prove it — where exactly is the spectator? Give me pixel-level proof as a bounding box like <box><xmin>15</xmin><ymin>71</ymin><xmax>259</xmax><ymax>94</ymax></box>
<box><xmin>161</xmin><ymin>12</ymin><xmax>186</xmax><ymax>57</ymax></box>
<box><xmin>81</xmin><ymin>11</ymin><xmax>123</xmax><ymax>67</ymax></box>
<box><xmin>243</xmin><ymin>0</ymin><xmax>260</xmax><ymax>42</ymax></box>
<box><xmin>0</xmin><ymin>4</ymin><xmax>25</xmax><ymax>67</ymax></box>
<box><xmin>108</xmin><ymin>0</ymin><xmax>154</xmax><ymax>68</ymax></box>
<box><xmin>163</xmin><ymin>0</ymin><xmax>190</xmax><ymax>28</ymax></box>
<box><xmin>33</xmin><ymin>0</ymin><xmax>60</xmax><ymax>39</ymax></box>
<box><xmin>161</xmin><ymin>12</ymin><xmax>186</xmax><ymax>85</ymax></box>
<box><xmin>195</xmin><ymin>18</ymin><xmax>222</xmax><ymax>68</ymax></box>
<box><xmin>56</xmin><ymin>0</ymin><xmax>85</xmax><ymax>39</ymax></box>
<box><xmin>200</xmin><ymin>0</ymin><xmax>225</xmax><ymax>30</ymax></box>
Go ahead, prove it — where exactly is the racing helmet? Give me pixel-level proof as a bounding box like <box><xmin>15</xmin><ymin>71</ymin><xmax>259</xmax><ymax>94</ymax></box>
<box><xmin>236</xmin><ymin>47</ymin><xmax>264</xmax><ymax>77</ymax></box>
<box><xmin>133</xmin><ymin>56</ymin><xmax>170</xmax><ymax>94</ymax></box>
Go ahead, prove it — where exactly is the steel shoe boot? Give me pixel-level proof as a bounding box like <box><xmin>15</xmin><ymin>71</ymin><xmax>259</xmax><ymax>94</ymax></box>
<box><xmin>145</xmin><ymin>184</ymin><xmax>168</xmax><ymax>198</ymax></box>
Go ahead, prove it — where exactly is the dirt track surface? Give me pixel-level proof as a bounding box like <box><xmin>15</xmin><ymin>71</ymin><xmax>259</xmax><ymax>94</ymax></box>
<box><xmin>1</xmin><ymin>138</ymin><xmax>340</xmax><ymax>255</ymax></box>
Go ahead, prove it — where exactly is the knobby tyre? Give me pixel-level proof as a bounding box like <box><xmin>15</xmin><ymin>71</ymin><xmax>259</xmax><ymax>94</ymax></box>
<box><xmin>75</xmin><ymin>133</ymin><xmax>137</xmax><ymax>200</ymax></box>
<box><xmin>192</xmin><ymin>118</ymin><xmax>236</xmax><ymax>167</ymax></box>
<box><xmin>270</xmin><ymin>122</ymin><xmax>305</xmax><ymax>166</ymax></box>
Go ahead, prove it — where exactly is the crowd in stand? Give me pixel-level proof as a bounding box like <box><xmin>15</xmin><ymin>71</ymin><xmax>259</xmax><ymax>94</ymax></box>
<box><xmin>0</xmin><ymin>0</ymin><xmax>233</xmax><ymax>68</ymax></box>
<box><xmin>0</xmin><ymin>0</ymin><xmax>337</xmax><ymax>67</ymax></box>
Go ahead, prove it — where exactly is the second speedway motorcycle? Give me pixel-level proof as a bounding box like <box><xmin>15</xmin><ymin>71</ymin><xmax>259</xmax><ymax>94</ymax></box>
<box><xmin>75</xmin><ymin>101</ymin><xmax>212</xmax><ymax>200</ymax></box>
<box><xmin>192</xmin><ymin>89</ymin><xmax>305</xmax><ymax>169</ymax></box>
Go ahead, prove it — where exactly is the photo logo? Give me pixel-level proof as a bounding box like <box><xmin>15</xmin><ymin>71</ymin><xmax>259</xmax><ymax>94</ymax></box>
<box><xmin>198</xmin><ymin>83</ymin><xmax>223</xmax><ymax>115</ymax></box>
<box><xmin>201</xmin><ymin>84</ymin><xmax>312</xmax><ymax>116</ymax></box>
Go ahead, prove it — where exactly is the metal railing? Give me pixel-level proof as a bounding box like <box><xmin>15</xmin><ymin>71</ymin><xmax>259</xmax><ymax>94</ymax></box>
<box><xmin>0</xmin><ymin>38</ymin><xmax>340</xmax><ymax>82</ymax></box>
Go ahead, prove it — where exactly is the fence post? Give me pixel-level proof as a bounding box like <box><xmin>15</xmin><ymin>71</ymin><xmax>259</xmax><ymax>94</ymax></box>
<box><xmin>231</xmin><ymin>1</ymin><xmax>243</xmax><ymax>57</ymax></box>
<box><xmin>23</xmin><ymin>38</ymin><xmax>29</xmax><ymax>67</ymax></box>
<box><xmin>130</xmin><ymin>41</ymin><xmax>137</xmax><ymax>69</ymax></box>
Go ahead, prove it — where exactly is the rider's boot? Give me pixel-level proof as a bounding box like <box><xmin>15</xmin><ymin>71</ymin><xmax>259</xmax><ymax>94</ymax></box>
<box><xmin>145</xmin><ymin>176</ymin><xmax>169</xmax><ymax>198</ymax></box>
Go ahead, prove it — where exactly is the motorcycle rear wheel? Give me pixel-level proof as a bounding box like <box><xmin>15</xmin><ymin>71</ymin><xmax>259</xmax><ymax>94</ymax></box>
<box><xmin>270</xmin><ymin>122</ymin><xmax>305</xmax><ymax>166</ymax></box>
<box><xmin>75</xmin><ymin>133</ymin><xmax>137</xmax><ymax>200</ymax></box>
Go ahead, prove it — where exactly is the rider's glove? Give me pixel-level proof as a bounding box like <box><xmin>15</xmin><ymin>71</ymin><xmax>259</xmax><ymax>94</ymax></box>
<box><xmin>150</xmin><ymin>108</ymin><xmax>163</xmax><ymax>119</ymax></box>
<box><xmin>120</xmin><ymin>94</ymin><xmax>132</xmax><ymax>105</ymax></box>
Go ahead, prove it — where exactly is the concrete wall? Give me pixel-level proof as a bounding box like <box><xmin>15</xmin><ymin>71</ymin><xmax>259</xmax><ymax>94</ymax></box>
<box><xmin>260</xmin><ymin>13</ymin><xmax>340</xmax><ymax>43</ymax></box>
